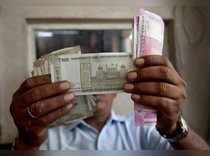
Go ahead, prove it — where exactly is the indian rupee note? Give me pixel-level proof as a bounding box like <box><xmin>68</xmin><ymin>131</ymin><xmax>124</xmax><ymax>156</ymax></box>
<box><xmin>50</xmin><ymin>53</ymin><xmax>133</xmax><ymax>95</ymax></box>
<box><xmin>133</xmin><ymin>9</ymin><xmax>165</xmax><ymax>125</ymax></box>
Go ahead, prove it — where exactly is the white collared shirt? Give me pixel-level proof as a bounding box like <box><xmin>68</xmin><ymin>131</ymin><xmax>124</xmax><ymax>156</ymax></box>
<box><xmin>40</xmin><ymin>111</ymin><xmax>172</xmax><ymax>150</ymax></box>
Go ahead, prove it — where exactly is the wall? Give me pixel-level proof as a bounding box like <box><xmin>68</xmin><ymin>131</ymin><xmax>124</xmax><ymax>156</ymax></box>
<box><xmin>174</xmin><ymin>6</ymin><xmax>210</xmax><ymax>140</ymax></box>
<box><xmin>0</xmin><ymin>0</ymin><xmax>210</xmax><ymax>143</ymax></box>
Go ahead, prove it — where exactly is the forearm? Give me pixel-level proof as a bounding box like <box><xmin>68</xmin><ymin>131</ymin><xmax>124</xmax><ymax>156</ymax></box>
<box><xmin>171</xmin><ymin>128</ymin><xmax>210</xmax><ymax>150</ymax></box>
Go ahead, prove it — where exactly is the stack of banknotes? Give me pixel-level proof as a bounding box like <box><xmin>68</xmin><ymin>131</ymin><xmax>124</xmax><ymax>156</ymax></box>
<box><xmin>133</xmin><ymin>9</ymin><xmax>164</xmax><ymax>125</ymax></box>
<box><xmin>32</xmin><ymin>9</ymin><xmax>165</xmax><ymax>126</ymax></box>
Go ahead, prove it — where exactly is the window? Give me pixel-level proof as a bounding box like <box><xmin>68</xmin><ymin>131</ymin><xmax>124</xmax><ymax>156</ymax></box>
<box><xmin>28</xmin><ymin>20</ymin><xmax>175</xmax><ymax>67</ymax></box>
<box><xmin>34</xmin><ymin>29</ymin><xmax>132</xmax><ymax>58</ymax></box>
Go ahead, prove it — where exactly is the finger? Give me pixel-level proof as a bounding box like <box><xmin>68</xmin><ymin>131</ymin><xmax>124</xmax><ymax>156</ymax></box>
<box><xmin>38</xmin><ymin>104</ymin><xmax>73</xmax><ymax>127</ymax></box>
<box><xmin>135</xmin><ymin>55</ymin><xmax>174</xmax><ymax>69</ymax></box>
<box><xmin>14</xmin><ymin>74</ymin><xmax>51</xmax><ymax>97</ymax></box>
<box><xmin>131</xmin><ymin>94</ymin><xmax>179</xmax><ymax>116</ymax></box>
<box><xmin>27</xmin><ymin>93</ymin><xmax>75</xmax><ymax>118</ymax></box>
<box><xmin>124</xmin><ymin>82</ymin><xmax>185</xmax><ymax>99</ymax></box>
<box><xmin>18</xmin><ymin>81</ymin><xmax>71</xmax><ymax>107</ymax></box>
<box><xmin>127</xmin><ymin>66</ymin><xmax>184</xmax><ymax>86</ymax></box>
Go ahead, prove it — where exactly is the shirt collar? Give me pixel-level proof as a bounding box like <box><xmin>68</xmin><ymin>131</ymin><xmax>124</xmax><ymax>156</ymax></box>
<box><xmin>110</xmin><ymin>111</ymin><xmax>127</xmax><ymax>122</ymax></box>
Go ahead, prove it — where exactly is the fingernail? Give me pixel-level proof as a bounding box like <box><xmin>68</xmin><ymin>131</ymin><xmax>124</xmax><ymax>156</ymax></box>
<box><xmin>124</xmin><ymin>84</ymin><xmax>134</xmax><ymax>90</ymax></box>
<box><xmin>127</xmin><ymin>72</ymin><xmax>138</xmax><ymax>80</ymax></box>
<box><xmin>60</xmin><ymin>82</ymin><xmax>70</xmax><ymax>90</ymax></box>
<box><xmin>131</xmin><ymin>94</ymin><xmax>141</xmax><ymax>100</ymax></box>
<box><xmin>66</xmin><ymin>104</ymin><xmax>73</xmax><ymax>109</ymax></box>
<box><xmin>64</xmin><ymin>94</ymin><xmax>74</xmax><ymax>101</ymax></box>
<box><xmin>135</xmin><ymin>58</ymin><xmax>144</xmax><ymax>66</ymax></box>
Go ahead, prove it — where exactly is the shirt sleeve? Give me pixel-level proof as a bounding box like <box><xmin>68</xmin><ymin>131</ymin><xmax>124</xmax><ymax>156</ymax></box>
<box><xmin>39</xmin><ymin>126</ymin><xmax>62</xmax><ymax>150</ymax></box>
<box><xmin>140</xmin><ymin>124</ymin><xmax>173</xmax><ymax>150</ymax></box>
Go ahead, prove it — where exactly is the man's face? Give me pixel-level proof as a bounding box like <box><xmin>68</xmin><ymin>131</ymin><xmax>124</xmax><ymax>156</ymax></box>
<box><xmin>94</xmin><ymin>94</ymin><xmax>116</xmax><ymax>113</ymax></box>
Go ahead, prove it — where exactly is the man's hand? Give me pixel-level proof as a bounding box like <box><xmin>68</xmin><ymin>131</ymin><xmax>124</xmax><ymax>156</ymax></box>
<box><xmin>10</xmin><ymin>74</ymin><xmax>75</xmax><ymax>149</ymax></box>
<box><xmin>123</xmin><ymin>55</ymin><xmax>187</xmax><ymax>134</ymax></box>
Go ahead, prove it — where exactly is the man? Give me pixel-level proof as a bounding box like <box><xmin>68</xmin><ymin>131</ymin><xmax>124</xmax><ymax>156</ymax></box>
<box><xmin>10</xmin><ymin>55</ymin><xmax>209</xmax><ymax>150</ymax></box>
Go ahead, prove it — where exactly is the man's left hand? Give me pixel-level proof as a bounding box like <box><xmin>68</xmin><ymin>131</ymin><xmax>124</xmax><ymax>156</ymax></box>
<box><xmin>124</xmin><ymin>55</ymin><xmax>187</xmax><ymax>135</ymax></box>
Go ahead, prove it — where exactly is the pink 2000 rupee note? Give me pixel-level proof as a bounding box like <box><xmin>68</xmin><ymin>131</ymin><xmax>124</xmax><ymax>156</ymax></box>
<box><xmin>133</xmin><ymin>9</ymin><xmax>165</xmax><ymax>125</ymax></box>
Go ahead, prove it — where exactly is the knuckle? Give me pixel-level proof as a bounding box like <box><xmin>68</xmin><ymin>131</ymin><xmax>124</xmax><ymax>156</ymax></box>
<box><xmin>158</xmin><ymin>98</ymin><xmax>167</xmax><ymax>107</ymax></box>
<box><xmin>176</xmin><ymin>86</ymin><xmax>187</xmax><ymax>100</ymax></box>
<box><xmin>159</xmin><ymin>67</ymin><xmax>170</xmax><ymax>79</ymax></box>
<box><xmin>52</xmin><ymin>83</ymin><xmax>59</xmax><ymax>90</ymax></box>
<box><xmin>157</xmin><ymin>98</ymin><xmax>167</xmax><ymax>107</ymax></box>
<box><xmin>181</xmin><ymin>88</ymin><xmax>188</xmax><ymax>99</ymax></box>
<box><xmin>45</xmin><ymin>83</ymin><xmax>57</xmax><ymax>95</ymax></box>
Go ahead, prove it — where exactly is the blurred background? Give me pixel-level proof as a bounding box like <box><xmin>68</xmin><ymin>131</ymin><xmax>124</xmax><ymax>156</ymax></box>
<box><xmin>0</xmin><ymin>0</ymin><xmax>210</xmax><ymax>149</ymax></box>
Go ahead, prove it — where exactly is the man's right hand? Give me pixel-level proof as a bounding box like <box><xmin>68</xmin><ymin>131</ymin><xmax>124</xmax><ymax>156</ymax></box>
<box><xmin>10</xmin><ymin>74</ymin><xmax>75</xmax><ymax>150</ymax></box>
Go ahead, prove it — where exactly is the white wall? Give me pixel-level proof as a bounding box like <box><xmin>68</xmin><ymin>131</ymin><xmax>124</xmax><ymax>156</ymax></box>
<box><xmin>0</xmin><ymin>0</ymin><xmax>210</xmax><ymax>143</ymax></box>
